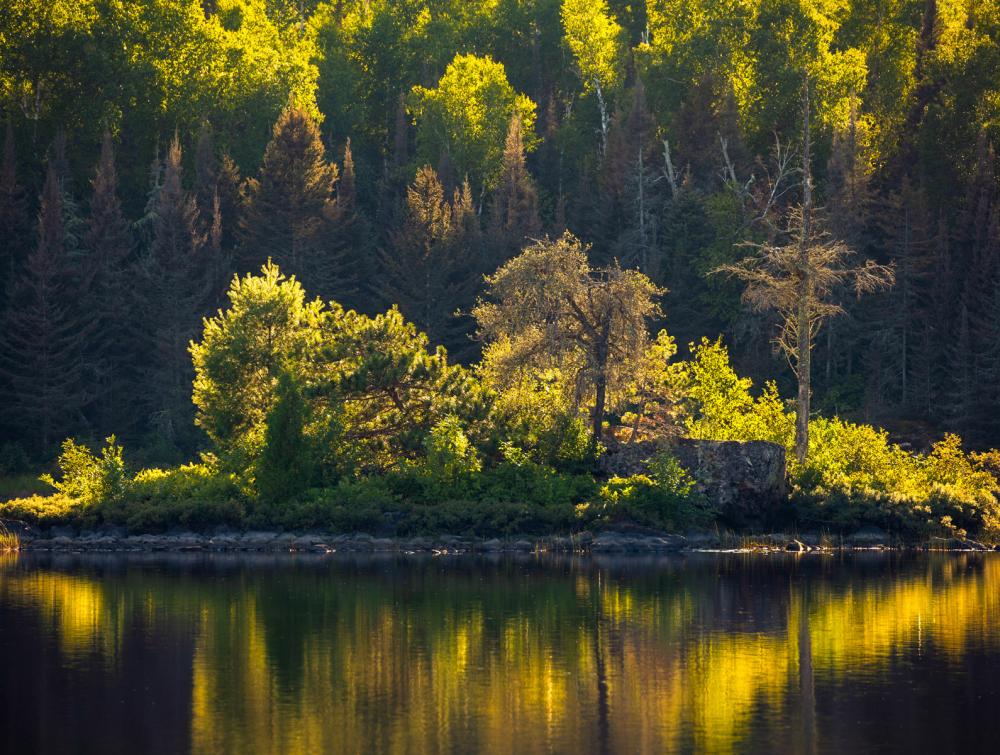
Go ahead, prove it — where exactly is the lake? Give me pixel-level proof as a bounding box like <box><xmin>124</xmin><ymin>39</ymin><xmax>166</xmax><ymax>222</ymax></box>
<box><xmin>1</xmin><ymin>551</ymin><xmax>999</xmax><ymax>754</ymax></box>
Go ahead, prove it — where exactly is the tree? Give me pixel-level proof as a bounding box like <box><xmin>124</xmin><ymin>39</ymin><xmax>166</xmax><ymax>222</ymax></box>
<box><xmin>324</xmin><ymin>138</ymin><xmax>373</xmax><ymax>310</ymax></box>
<box><xmin>85</xmin><ymin>132</ymin><xmax>135</xmax><ymax>436</ymax></box>
<box><xmin>0</xmin><ymin>123</ymin><xmax>29</xmax><ymax>298</ymax></box>
<box><xmin>717</xmin><ymin>81</ymin><xmax>893</xmax><ymax>464</ymax></box>
<box><xmin>377</xmin><ymin>166</ymin><xmax>482</xmax><ymax>356</ymax></box>
<box><xmin>488</xmin><ymin>114</ymin><xmax>541</xmax><ymax>266</ymax></box>
<box><xmin>135</xmin><ymin>135</ymin><xmax>212</xmax><ymax>449</ymax></box>
<box><xmin>561</xmin><ymin>0</ymin><xmax>624</xmax><ymax>153</ymax></box>
<box><xmin>411</xmin><ymin>53</ymin><xmax>537</xmax><ymax>200</ymax></box>
<box><xmin>192</xmin><ymin>262</ymin><xmax>325</xmax><ymax>467</ymax></box>
<box><xmin>0</xmin><ymin>165</ymin><xmax>90</xmax><ymax>451</ymax></box>
<box><xmin>192</xmin><ymin>261</ymin><xmax>484</xmax><ymax>474</ymax></box>
<box><xmin>473</xmin><ymin>232</ymin><xmax>663</xmax><ymax>446</ymax></box>
<box><xmin>321</xmin><ymin>305</ymin><xmax>486</xmax><ymax>472</ymax></box>
<box><xmin>239</xmin><ymin>106</ymin><xmax>339</xmax><ymax>293</ymax></box>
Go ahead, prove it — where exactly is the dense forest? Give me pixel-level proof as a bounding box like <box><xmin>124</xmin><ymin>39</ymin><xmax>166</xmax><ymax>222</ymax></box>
<box><xmin>1</xmin><ymin>0</ymin><xmax>999</xmax><ymax>469</ymax></box>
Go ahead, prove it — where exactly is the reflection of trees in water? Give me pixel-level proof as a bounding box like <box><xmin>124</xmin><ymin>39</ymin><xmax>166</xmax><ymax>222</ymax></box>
<box><xmin>1</xmin><ymin>554</ymin><xmax>999</xmax><ymax>753</ymax></box>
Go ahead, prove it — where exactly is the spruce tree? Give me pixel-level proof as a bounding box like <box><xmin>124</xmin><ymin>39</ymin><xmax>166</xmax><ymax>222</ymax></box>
<box><xmin>135</xmin><ymin>135</ymin><xmax>210</xmax><ymax>449</ymax></box>
<box><xmin>85</xmin><ymin>132</ymin><xmax>136</xmax><ymax>436</ymax></box>
<box><xmin>0</xmin><ymin>123</ymin><xmax>29</xmax><ymax>298</ymax></box>
<box><xmin>0</xmin><ymin>165</ymin><xmax>90</xmax><ymax>452</ymax></box>
<box><xmin>323</xmin><ymin>138</ymin><xmax>373</xmax><ymax>310</ymax></box>
<box><xmin>378</xmin><ymin>166</ymin><xmax>482</xmax><ymax>356</ymax></box>
<box><xmin>488</xmin><ymin>114</ymin><xmax>541</xmax><ymax>267</ymax></box>
<box><xmin>875</xmin><ymin>179</ymin><xmax>933</xmax><ymax>410</ymax></box>
<box><xmin>239</xmin><ymin>106</ymin><xmax>338</xmax><ymax>292</ymax></box>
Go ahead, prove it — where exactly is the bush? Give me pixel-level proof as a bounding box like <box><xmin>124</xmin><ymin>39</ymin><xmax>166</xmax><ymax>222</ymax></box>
<box><xmin>794</xmin><ymin>422</ymin><xmax>1000</xmax><ymax>539</ymax></box>
<box><xmin>255</xmin><ymin>372</ymin><xmax>317</xmax><ymax>502</ymax></box>
<box><xmin>100</xmin><ymin>462</ymin><xmax>247</xmax><ymax>532</ymax></box>
<box><xmin>251</xmin><ymin>477</ymin><xmax>396</xmax><ymax>532</ymax></box>
<box><xmin>0</xmin><ymin>493</ymin><xmax>84</xmax><ymax>527</ymax></box>
<box><xmin>597</xmin><ymin>452</ymin><xmax>714</xmax><ymax>530</ymax></box>
<box><xmin>40</xmin><ymin>436</ymin><xmax>130</xmax><ymax>507</ymax></box>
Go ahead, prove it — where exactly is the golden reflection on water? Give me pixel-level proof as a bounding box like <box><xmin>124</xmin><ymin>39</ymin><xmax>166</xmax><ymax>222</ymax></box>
<box><xmin>2</xmin><ymin>554</ymin><xmax>999</xmax><ymax>753</ymax></box>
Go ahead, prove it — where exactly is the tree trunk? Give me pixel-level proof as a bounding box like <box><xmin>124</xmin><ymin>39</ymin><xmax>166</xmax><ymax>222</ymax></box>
<box><xmin>796</xmin><ymin>76</ymin><xmax>813</xmax><ymax>466</ymax></box>
<box><xmin>593</xmin><ymin>375</ymin><xmax>607</xmax><ymax>448</ymax></box>
<box><xmin>595</xmin><ymin>80</ymin><xmax>609</xmax><ymax>155</ymax></box>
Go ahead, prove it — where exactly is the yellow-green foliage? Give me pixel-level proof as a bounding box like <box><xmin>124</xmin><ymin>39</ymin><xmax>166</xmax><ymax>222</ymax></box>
<box><xmin>40</xmin><ymin>436</ymin><xmax>129</xmax><ymax>507</ymax></box>
<box><xmin>675</xmin><ymin>338</ymin><xmax>795</xmax><ymax>446</ymax></box>
<box><xmin>677</xmin><ymin>339</ymin><xmax>1000</xmax><ymax>536</ymax></box>
<box><xmin>0</xmin><ymin>493</ymin><xmax>83</xmax><ymax>527</ymax></box>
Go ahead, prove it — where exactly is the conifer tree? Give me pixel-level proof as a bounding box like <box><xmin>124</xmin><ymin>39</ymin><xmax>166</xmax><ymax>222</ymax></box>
<box><xmin>239</xmin><ymin>106</ymin><xmax>338</xmax><ymax>293</ymax></box>
<box><xmin>0</xmin><ymin>165</ymin><xmax>90</xmax><ymax>451</ymax></box>
<box><xmin>378</xmin><ymin>166</ymin><xmax>482</xmax><ymax>355</ymax></box>
<box><xmin>85</xmin><ymin>133</ymin><xmax>136</xmax><ymax>436</ymax></box>
<box><xmin>598</xmin><ymin>79</ymin><xmax>661</xmax><ymax>274</ymax></box>
<box><xmin>489</xmin><ymin>114</ymin><xmax>541</xmax><ymax>267</ymax></box>
<box><xmin>0</xmin><ymin>123</ymin><xmax>29</xmax><ymax>297</ymax></box>
<box><xmin>323</xmin><ymin>138</ymin><xmax>373</xmax><ymax>310</ymax></box>
<box><xmin>135</xmin><ymin>135</ymin><xmax>210</xmax><ymax>448</ymax></box>
<box><xmin>876</xmin><ymin>179</ymin><xmax>933</xmax><ymax>409</ymax></box>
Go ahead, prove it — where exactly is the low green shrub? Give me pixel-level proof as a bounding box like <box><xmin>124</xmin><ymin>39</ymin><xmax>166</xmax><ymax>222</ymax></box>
<box><xmin>41</xmin><ymin>436</ymin><xmax>130</xmax><ymax>507</ymax></box>
<box><xmin>597</xmin><ymin>452</ymin><xmax>714</xmax><ymax>530</ymax></box>
<box><xmin>0</xmin><ymin>493</ymin><xmax>84</xmax><ymax>527</ymax></box>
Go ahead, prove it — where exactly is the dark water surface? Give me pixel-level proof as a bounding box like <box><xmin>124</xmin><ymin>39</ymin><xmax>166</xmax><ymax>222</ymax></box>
<box><xmin>1</xmin><ymin>552</ymin><xmax>999</xmax><ymax>754</ymax></box>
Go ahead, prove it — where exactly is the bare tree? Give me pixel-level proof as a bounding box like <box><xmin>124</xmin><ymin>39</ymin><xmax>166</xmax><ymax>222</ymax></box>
<box><xmin>716</xmin><ymin>78</ymin><xmax>894</xmax><ymax>463</ymax></box>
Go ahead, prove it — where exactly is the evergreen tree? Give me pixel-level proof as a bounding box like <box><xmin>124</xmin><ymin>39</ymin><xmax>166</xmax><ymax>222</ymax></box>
<box><xmin>239</xmin><ymin>106</ymin><xmax>338</xmax><ymax>293</ymax></box>
<box><xmin>135</xmin><ymin>135</ymin><xmax>211</xmax><ymax>449</ymax></box>
<box><xmin>598</xmin><ymin>79</ymin><xmax>661</xmax><ymax>275</ymax></box>
<box><xmin>0</xmin><ymin>165</ymin><xmax>90</xmax><ymax>452</ymax></box>
<box><xmin>324</xmin><ymin>138</ymin><xmax>373</xmax><ymax>310</ymax></box>
<box><xmin>0</xmin><ymin>122</ymin><xmax>29</xmax><ymax>298</ymax></box>
<box><xmin>378</xmin><ymin>166</ymin><xmax>482</xmax><ymax>356</ymax></box>
<box><xmin>879</xmin><ymin>178</ymin><xmax>933</xmax><ymax>408</ymax></box>
<box><xmin>488</xmin><ymin>114</ymin><xmax>541</xmax><ymax>267</ymax></box>
<box><xmin>313</xmin><ymin>139</ymin><xmax>372</xmax><ymax>308</ymax></box>
<box><xmin>85</xmin><ymin>133</ymin><xmax>136</xmax><ymax>437</ymax></box>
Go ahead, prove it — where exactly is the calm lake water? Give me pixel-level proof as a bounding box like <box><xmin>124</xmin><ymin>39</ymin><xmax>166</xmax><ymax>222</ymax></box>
<box><xmin>1</xmin><ymin>552</ymin><xmax>999</xmax><ymax>754</ymax></box>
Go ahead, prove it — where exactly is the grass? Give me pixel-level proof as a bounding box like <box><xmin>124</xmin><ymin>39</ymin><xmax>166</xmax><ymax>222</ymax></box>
<box><xmin>0</xmin><ymin>522</ymin><xmax>19</xmax><ymax>552</ymax></box>
<box><xmin>0</xmin><ymin>474</ymin><xmax>50</xmax><ymax>502</ymax></box>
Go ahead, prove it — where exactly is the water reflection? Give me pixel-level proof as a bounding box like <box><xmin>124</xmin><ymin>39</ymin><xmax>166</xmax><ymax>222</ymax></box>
<box><xmin>2</xmin><ymin>553</ymin><xmax>999</xmax><ymax>753</ymax></box>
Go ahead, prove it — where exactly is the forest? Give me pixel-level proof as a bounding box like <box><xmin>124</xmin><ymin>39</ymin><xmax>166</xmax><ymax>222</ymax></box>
<box><xmin>1</xmin><ymin>0</ymin><xmax>1000</xmax><ymax>539</ymax></box>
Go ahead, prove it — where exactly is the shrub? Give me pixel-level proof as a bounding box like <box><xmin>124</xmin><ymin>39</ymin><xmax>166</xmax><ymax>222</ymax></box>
<box><xmin>423</xmin><ymin>415</ymin><xmax>482</xmax><ymax>482</ymax></box>
<box><xmin>251</xmin><ymin>477</ymin><xmax>397</xmax><ymax>531</ymax></box>
<box><xmin>40</xmin><ymin>436</ymin><xmax>130</xmax><ymax>507</ymax></box>
<box><xmin>0</xmin><ymin>493</ymin><xmax>84</xmax><ymax>527</ymax></box>
<box><xmin>677</xmin><ymin>338</ymin><xmax>794</xmax><ymax>446</ymax></box>
<box><xmin>255</xmin><ymin>372</ymin><xmax>317</xmax><ymax>502</ymax></box>
<box><xmin>598</xmin><ymin>452</ymin><xmax>713</xmax><ymax>530</ymax></box>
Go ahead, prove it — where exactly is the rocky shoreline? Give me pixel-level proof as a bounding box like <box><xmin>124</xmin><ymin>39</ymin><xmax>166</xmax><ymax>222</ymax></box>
<box><xmin>4</xmin><ymin>526</ymin><xmax>998</xmax><ymax>554</ymax></box>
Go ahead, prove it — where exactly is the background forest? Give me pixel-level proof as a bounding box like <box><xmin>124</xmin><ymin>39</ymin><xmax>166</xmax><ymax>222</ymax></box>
<box><xmin>1</xmin><ymin>0</ymin><xmax>1000</xmax><ymax>470</ymax></box>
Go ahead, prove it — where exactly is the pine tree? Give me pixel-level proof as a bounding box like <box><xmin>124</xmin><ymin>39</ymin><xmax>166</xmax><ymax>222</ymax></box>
<box><xmin>488</xmin><ymin>114</ymin><xmax>541</xmax><ymax>267</ymax></box>
<box><xmin>0</xmin><ymin>123</ymin><xmax>29</xmax><ymax>297</ymax></box>
<box><xmin>0</xmin><ymin>165</ymin><xmax>91</xmax><ymax>452</ymax></box>
<box><xmin>85</xmin><ymin>132</ymin><xmax>136</xmax><ymax>437</ymax></box>
<box><xmin>239</xmin><ymin>106</ymin><xmax>338</xmax><ymax>292</ymax></box>
<box><xmin>135</xmin><ymin>135</ymin><xmax>211</xmax><ymax>449</ymax></box>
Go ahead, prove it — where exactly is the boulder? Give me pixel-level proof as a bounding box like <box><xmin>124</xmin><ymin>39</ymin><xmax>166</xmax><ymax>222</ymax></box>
<box><xmin>671</xmin><ymin>439</ymin><xmax>787</xmax><ymax>527</ymax></box>
<box><xmin>602</xmin><ymin>439</ymin><xmax>787</xmax><ymax>527</ymax></box>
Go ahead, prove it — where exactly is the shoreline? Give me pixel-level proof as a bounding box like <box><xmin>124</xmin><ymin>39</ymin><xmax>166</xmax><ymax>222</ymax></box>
<box><xmin>5</xmin><ymin>529</ymin><xmax>998</xmax><ymax>555</ymax></box>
